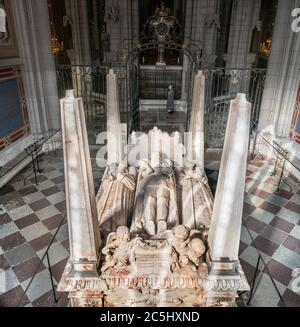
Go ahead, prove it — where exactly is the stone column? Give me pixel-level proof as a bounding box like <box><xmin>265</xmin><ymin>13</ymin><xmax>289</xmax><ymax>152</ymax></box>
<box><xmin>65</xmin><ymin>0</ymin><xmax>92</xmax><ymax>98</ymax></box>
<box><xmin>182</xmin><ymin>1</ymin><xmax>219</xmax><ymax>98</ymax></box>
<box><xmin>188</xmin><ymin>71</ymin><xmax>205</xmax><ymax>167</ymax></box>
<box><xmin>65</xmin><ymin>0</ymin><xmax>91</xmax><ymax>66</ymax></box>
<box><xmin>61</xmin><ymin>90</ymin><xmax>100</xmax><ymax>277</ymax></box>
<box><xmin>10</xmin><ymin>0</ymin><xmax>60</xmax><ymax>133</ymax></box>
<box><xmin>182</xmin><ymin>0</ymin><xmax>219</xmax><ymax>65</ymax></box>
<box><xmin>205</xmin><ymin>93</ymin><xmax>251</xmax><ymax>305</ymax></box>
<box><xmin>208</xmin><ymin>93</ymin><xmax>251</xmax><ymax>260</ymax></box>
<box><xmin>105</xmin><ymin>0</ymin><xmax>139</xmax><ymax>66</ymax></box>
<box><xmin>107</xmin><ymin>69</ymin><xmax>122</xmax><ymax>164</ymax></box>
<box><xmin>202</xmin><ymin>0</ymin><xmax>220</xmax><ymax>67</ymax></box>
<box><xmin>224</xmin><ymin>0</ymin><xmax>261</xmax><ymax>69</ymax></box>
<box><xmin>258</xmin><ymin>0</ymin><xmax>300</xmax><ymax>138</ymax></box>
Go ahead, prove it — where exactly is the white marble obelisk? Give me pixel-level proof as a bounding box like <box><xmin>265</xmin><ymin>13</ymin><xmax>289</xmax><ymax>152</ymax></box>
<box><xmin>188</xmin><ymin>71</ymin><xmax>205</xmax><ymax>167</ymax></box>
<box><xmin>107</xmin><ymin>69</ymin><xmax>122</xmax><ymax>165</ymax></box>
<box><xmin>208</xmin><ymin>93</ymin><xmax>251</xmax><ymax>261</ymax></box>
<box><xmin>61</xmin><ymin>90</ymin><xmax>100</xmax><ymax>276</ymax></box>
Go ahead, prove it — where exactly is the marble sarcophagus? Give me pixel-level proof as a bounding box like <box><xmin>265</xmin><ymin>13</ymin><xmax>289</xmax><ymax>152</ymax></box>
<box><xmin>58</xmin><ymin>70</ymin><xmax>250</xmax><ymax>307</ymax></box>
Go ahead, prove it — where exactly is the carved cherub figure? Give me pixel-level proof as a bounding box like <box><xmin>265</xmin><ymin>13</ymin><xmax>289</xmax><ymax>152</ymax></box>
<box><xmin>172</xmin><ymin>225</ymin><xmax>190</xmax><ymax>248</ymax></box>
<box><xmin>187</xmin><ymin>238</ymin><xmax>206</xmax><ymax>267</ymax></box>
<box><xmin>170</xmin><ymin>225</ymin><xmax>206</xmax><ymax>272</ymax></box>
<box><xmin>101</xmin><ymin>226</ymin><xmax>132</xmax><ymax>272</ymax></box>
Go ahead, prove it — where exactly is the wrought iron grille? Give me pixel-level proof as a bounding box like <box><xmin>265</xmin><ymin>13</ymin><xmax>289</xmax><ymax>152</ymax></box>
<box><xmin>139</xmin><ymin>66</ymin><xmax>182</xmax><ymax>99</ymax></box>
<box><xmin>56</xmin><ymin>65</ymin><xmax>107</xmax><ymax>121</ymax></box>
<box><xmin>56</xmin><ymin>65</ymin><xmax>267</xmax><ymax>149</ymax></box>
<box><xmin>202</xmin><ymin>68</ymin><xmax>267</xmax><ymax>148</ymax></box>
<box><xmin>56</xmin><ymin>65</ymin><xmax>123</xmax><ymax>145</ymax></box>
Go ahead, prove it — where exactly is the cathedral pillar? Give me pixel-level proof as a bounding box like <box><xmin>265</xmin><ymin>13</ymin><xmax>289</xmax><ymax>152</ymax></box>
<box><xmin>10</xmin><ymin>0</ymin><xmax>60</xmax><ymax>133</ymax></box>
<box><xmin>202</xmin><ymin>0</ymin><xmax>220</xmax><ymax>67</ymax></box>
<box><xmin>65</xmin><ymin>0</ymin><xmax>91</xmax><ymax>66</ymax></box>
<box><xmin>64</xmin><ymin>0</ymin><xmax>92</xmax><ymax>98</ymax></box>
<box><xmin>224</xmin><ymin>0</ymin><xmax>261</xmax><ymax>69</ymax></box>
<box><xmin>182</xmin><ymin>0</ymin><xmax>219</xmax><ymax>98</ymax></box>
<box><xmin>104</xmin><ymin>0</ymin><xmax>139</xmax><ymax>66</ymax></box>
<box><xmin>258</xmin><ymin>0</ymin><xmax>300</xmax><ymax>138</ymax></box>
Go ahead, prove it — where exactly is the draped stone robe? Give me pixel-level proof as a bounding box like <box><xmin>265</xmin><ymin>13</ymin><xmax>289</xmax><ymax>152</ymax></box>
<box><xmin>131</xmin><ymin>160</ymin><xmax>179</xmax><ymax>236</ymax></box>
<box><xmin>97</xmin><ymin>165</ymin><xmax>137</xmax><ymax>237</ymax></box>
<box><xmin>177</xmin><ymin>166</ymin><xmax>213</xmax><ymax>230</ymax></box>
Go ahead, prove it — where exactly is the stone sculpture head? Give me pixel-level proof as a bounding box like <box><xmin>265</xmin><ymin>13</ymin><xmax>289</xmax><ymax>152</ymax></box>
<box><xmin>173</xmin><ymin>225</ymin><xmax>189</xmax><ymax>241</ymax></box>
<box><xmin>116</xmin><ymin>226</ymin><xmax>130</xmax><ymax>242</ymax></box>
<box><xmin>188</xmin><ymin>238</ymin><xmax>205</xmax><ymax>257</ymax></box>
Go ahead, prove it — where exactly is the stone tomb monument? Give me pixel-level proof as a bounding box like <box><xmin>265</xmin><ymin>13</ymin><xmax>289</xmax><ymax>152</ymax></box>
<box><xmin>58</xmin><ymin>70</ymin><xmax>250</xmax><ymax>307</ymax></box>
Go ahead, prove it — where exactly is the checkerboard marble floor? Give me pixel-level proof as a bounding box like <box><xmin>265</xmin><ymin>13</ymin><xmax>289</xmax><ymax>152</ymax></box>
<box><xmin>0</xmin><ymin>151</ymin><xmax>299</xmax><ymax>307</ymax></box>
<box><xmin>240</xmin><ymin>159</ymin><xmax>300</xmax><ymax>307</ymax></box>
<box><xmin>207</xmin><ymin>158</ymin><xmax>300</xmax><ymax>307</ymax></box>
<box><xmin>0</xmin><ymin>152</ymin><xmax>69</xmax><ymax>307</ymax></box>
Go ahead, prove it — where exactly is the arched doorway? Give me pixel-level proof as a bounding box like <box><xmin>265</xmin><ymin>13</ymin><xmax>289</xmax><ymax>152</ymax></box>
<box><xmin>122</xmin><ymin>2</ymin><xmax>199</xmax><ymax>134</ymax></box>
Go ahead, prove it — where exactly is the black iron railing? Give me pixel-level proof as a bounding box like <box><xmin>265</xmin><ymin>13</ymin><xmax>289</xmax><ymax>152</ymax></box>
<box><xmin>238</xmin><ymin>222</ymin><xmax>286</xmax><ymax>307</ymax></box>
<box><xmin>202</xmin><ymin>68</ymin><xmax>267</xmax><ymax>148</ymax></box>
<box><xmin>56</xmin><ymin>65</ymin><xmax>267</xmax><ymax>148</ymax></box>
<box><xmin>251</xmin><ymin>132</ymin><xmax>300</xmax><ymax>191</ymax></box>
<box><xmin>17</xmin><ymin>214</ymin><xmax>67</xmax><ymax>307</ymax></box>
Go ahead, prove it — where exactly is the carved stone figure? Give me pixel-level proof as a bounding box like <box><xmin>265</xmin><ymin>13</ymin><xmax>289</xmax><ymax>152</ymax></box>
<box><xmin>131</xmin><ymin>156</ymin><xmax>179</xmax><ymax>237</ymax></box>
<box><xmin>177</xmin><ymin>163</ymin><xmax>213</xmax><ymax>230</ymax></box>
<box><xmin>97</xmin><ymin>162</ymin><xmax>137</xmax><ymax>237</ymax></box>
<box><xmin>167</xmin><ymin>85</ymin><xmax>174</xmax><ymax>113</ymax></box>
<box><xmin>101</xmin><ymin>226</ymin><xmax>132</xmax><ymax>272</ymax></box>
<box><xmin>169</xmin><ymin>225</ymin><xmax>206</xmax><ymax>272</ymax></box>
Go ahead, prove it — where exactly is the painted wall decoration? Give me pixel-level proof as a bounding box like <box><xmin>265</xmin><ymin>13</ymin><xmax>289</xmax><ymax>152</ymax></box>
<box><xmin>0</xmin><ymin>0</ymin><xmax>19</xmax><ymax>58</ymax></box>
<box><xmin>0</xmin><ymin>66</ymin><xmax>29</xmax><ymax>152</ymax></box>
<box><xmin>290</xmin><ymin>85</ymin><xmax>300</xmax><ymax>145</ymax></box>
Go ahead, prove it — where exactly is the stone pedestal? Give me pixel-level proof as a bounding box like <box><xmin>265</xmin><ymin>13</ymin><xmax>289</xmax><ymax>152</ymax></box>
<box><xmin>59</xmin><ymin>90</ymin><xmax>100</xmax><ymax>277</ymax></box>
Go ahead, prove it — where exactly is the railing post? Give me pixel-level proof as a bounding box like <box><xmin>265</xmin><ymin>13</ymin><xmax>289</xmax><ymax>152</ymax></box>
<box><xmin>46</xmin><ymin>252</ymin><xmax>59</xmax><ymax>304</ymax></box>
